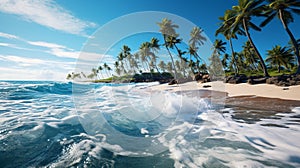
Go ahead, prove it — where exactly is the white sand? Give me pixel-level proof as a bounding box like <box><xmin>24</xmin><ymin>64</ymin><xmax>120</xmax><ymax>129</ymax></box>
<box><xmin>149</xmin><ymin>81</ymin><xmax>300</xmax><ymax>101</ymax></box>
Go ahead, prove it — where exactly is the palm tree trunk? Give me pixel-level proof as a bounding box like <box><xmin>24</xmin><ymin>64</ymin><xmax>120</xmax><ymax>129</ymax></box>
<box><xmin>174</xmin><ymin>44</ymin><xmax>187</xmax><ymax>77</ymax></box>
<box><xmin>163</xmin><ymin>35</ymin><xmax>178</xmax><ymax>79</ymax></box>
<box><xmin>279</xmin><ymin>9</ymin><xmax>300</xmax><ymax>74</ymax></box>
<box><xmin>243</xmin><ymin>19</ymin><xmax>269</xmax><ymax>77</ymax></box>
<box><xmin>229</xmin><ymin>38</ymin><xmax>239</xmax><ymax>75</ymax></box>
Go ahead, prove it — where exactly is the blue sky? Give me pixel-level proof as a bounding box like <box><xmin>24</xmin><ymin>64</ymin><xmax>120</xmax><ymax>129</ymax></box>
<box><xmin>0</xmin><ymin>0</ymin><xmax>299</xmax><ymax>81</ymax></box>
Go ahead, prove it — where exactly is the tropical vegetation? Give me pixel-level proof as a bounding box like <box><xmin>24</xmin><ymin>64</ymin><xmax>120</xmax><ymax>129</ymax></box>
<box><xmin>67</xmin><ymin>0</ymin><xmax>300</xmax><ymax>83</ymax></box>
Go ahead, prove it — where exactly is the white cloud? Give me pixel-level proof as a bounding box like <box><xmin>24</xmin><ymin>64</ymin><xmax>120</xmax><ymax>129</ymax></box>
<box><xmin>0</xmin><ymin>32</ymin><xmax>19</xmax><ymax>39</ymax></box>
<box><xmin>0</xmin><ymin>42</ymin><xmax>11</xmax><ymax>46</ymax></box>
<box><xmin>0</xmin><ymin>0</ymin><xmax>96</xmax><ymax>35</ymax></box>
<box><xmin>0</xmin><ymin>54</ymin><xmax>74</xmax><ymax>67</ymax></box>
<box><xmin>0</xmin><ymin>55</ymin><xmax>44</xmax><ymax>64</ymax></box>
<box><xmin>28</xmin><ymin>41</ymin><xmax>67</xmax><ymax>49</ymax></box>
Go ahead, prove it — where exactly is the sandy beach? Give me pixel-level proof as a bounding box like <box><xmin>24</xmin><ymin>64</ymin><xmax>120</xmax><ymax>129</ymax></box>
<box><xmin>150</xmin><ymin>81</ymin><xmax>300</xmax><ymax>101</ymax></box>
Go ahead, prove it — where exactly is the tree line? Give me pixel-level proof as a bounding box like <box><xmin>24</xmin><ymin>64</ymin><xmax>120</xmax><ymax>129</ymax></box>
<box><xmin>67</xmin><ymin>0</ymin><xmax>300</xmax><ymax>81</ymax></box>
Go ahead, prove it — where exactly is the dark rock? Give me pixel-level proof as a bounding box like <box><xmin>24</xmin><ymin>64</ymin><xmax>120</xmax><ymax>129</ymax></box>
<box><xmin>289</xmin><ymin>80</ymin><xmax>297</xmax><ymax>86</ymax></box>
<box><xmin>168</xmin><ymin>79</ymin><xmax>178</xmax><ymax>85</ymax></box>
<box><xmin>203</xmin><ymin>85</ymin><xmax>211</xmax><ymax>88</ymax></box>
<box><xmin>247</xmin><ymin>77</ymin><xmax>267</xmax><ymax>85</ymax></box>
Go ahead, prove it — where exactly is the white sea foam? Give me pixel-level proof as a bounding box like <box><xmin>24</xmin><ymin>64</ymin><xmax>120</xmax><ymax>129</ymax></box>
<box><xmin>1</xmin><ymin>81</ymin><xmax>300</xmax><ymax>167</ymax></box>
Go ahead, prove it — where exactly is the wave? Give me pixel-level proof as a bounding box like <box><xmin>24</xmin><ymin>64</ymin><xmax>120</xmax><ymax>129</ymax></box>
<box><xmin>0</xmin><ymin>81</ymin><xmax>96</xmax><ymax>100</ymax></box>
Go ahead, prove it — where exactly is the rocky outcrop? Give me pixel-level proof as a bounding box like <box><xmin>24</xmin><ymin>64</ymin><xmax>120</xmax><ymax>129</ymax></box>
<box><xmin>223</xmin><ymin>74</ymin><xmax>300</xmax><ymax>87</ymax></box>
<box><xmin>266</xmin><ymin>74</ymin><xmax>300</xmax><ymax>87</ymax></box>
<box><xmin>224</xmin><ymin>74</ymin><xmax>248</xmax><ymax>84</ymax></box>
<box><xmin>194</xmin><ymin>72</ymin><xmax>210</xmax><ymax>83</ymax></box>
<box><xmin>132</xmin><ymin>72</ymin><xmax>174</xmax><ymax>84</ymax></box>
<box><xmin>247</xmin><ymin>77</ymin><xmax>267</xmax><ymax>85</ymax></box>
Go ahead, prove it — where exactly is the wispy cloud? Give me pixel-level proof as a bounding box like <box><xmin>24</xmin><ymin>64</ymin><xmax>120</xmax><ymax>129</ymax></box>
<box><xmin>27</xmin><ymin>41</ymin><xmax>67</xmax><ymax>49</ymax></box>
<box><xmin>0</xmin><ymin>32</ymin><xmax>20</xmax><ymax>39</ymax></box>
<box><xmin>0</xmin><ymin>0</ymin><xmax>96</xmax><ymax>35</ymax></box>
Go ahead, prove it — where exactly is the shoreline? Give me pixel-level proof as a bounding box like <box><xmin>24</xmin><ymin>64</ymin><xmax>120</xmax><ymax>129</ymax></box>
<box><xmin>149</xmin><ymin>81</ymin><xmax>300</xmax><ymax>101</ymax></box>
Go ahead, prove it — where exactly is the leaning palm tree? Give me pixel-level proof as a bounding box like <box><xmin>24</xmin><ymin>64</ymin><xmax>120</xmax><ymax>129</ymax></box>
<box><xmin>266</xmin><ymin>45</ymin><xmax>295</xmax><ymax>73</ymax></box>
<box><xmin>157</xmin><ymin>18</ymin><xmax>179</xmax><ymax>79</ymax></box>
<box><xmin>216</xmin><ymin>9</ymin><xmax>245</xmax><ymax>75</ymax></box>
<box><xmin>260</xmin><ymin>0</ymin><xmax>300</xmax><ymax>73</ymax></box>
<box><xmin>231</xmin><ymin>0</ymin><xmax>270</xmax><ymax>77</ymax></box>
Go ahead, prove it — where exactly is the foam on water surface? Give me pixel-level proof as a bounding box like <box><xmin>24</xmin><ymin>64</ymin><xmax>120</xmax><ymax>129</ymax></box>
<box><xmin>0</xmin><ymin>81</ymin><xmax>300</xmax><ymax>167</ymax></box>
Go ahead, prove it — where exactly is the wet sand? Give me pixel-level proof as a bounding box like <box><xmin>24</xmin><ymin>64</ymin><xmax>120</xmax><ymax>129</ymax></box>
<box><xmin>149</xmin><ymin>81</ymin><xmax>300</xmax><ymax>112</ymax></box>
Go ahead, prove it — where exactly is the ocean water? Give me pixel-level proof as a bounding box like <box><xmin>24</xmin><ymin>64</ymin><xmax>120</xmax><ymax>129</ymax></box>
<box><xmin>0</xmin><ymin>81</ymin><xmax>300</xmax><ymax>168</ymax></box>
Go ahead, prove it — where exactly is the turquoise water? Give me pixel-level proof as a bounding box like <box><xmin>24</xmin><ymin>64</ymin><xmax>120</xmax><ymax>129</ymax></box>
<box><xmin>0</xmin><ymin>81</ymin><xmax>300</xmax><ymax>168</ymax></box>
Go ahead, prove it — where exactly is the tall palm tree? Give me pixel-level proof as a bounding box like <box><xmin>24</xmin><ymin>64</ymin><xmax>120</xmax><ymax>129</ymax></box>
<box><xmin>121</xmin><ymin>45</ymin><xmax>132</xmax><ymax>72</ymax></box>
<box><xmin>266</xmin><ymin>45</ymin><xmax>295</xmax><ymax>72</ymax></box>
<box><xmin>189</xmin><ymin>27</ymin><xmax>207</xmax><ymax>72</ymax></box>
<box><xmin>231</xmin><ymin>0</ymin><xmax>270</xmax><ymax>77</ymax></box>
<box><xmin>261</xmin><ymin>0</ymin><xmax>300</xmax><ymax>73</ymax></box>
<box><xmin>189</xmin><ymin>27</ymin><xmax>206</xmax><ymax>49</ymax></box>
<box><xmin>114</xmin><ymin>61</ymin><xmax>121</xmax><ymax>76</ymax></box>
<box><xmin>216</xmin><ymin>9</ymin><xmax>245</xmax><ymax>75</ymax></box>
<box><xmin>242</xmin><ymin>41</ymin><xmax>259</xmax><ymax>71</ymax></box>
<box><xmin>149</xmin><ymin>37</ymin><xmax>161</xmax><ymax>73</ymax></box>
<box><xmin>209</xmin><ymin>39</ymin><xmax>227</xmax><ymax>78</ymax></box>
<box><xmin>157</xmin><ymin>18</ymin><xmax>179</xmax><ymax>79</ymax></box>
<box><xmin>139</xmin><ymin>42</ymin><xmax>152</xmax><ymax>72</ymax></box>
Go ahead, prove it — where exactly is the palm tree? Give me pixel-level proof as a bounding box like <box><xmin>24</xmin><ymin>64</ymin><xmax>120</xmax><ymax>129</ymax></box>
<box><xmin>114</xmin><ymin>61</ymin><xmax>121</xmax><ymax>76</ymax></box>
<box><xmin>158</xmin><ymin>60</ymin><xmax>167</xmax><ymax>72</ymax></box>
<box><xmin>91</xmin><ymin>68</ymin><xmax>98</xmax><ymax>79</ymax></box>
<box><xmin>149</xmin><ymin>37</ymin><xmax>161</xmax><ymax>73</ymax></box>
<box><xmin>157</xmin><ymin>18</ymin><xmax>179</xmax><ymax>79</ymax></box>
<box><xmin>242</xmin><ymin>41</ymin><xmax>259</xmax><ymax>71</ymax></box>
<box><xmin>166</xmin><ymin>62</ymin><xmax>174</xmax><ymax>75</ymax></box>
<box><xmin>261</xmin><ymin>0</ymin><xmax>300</xmax><ymax>73</ymax></box>
<box><xmin>189</xmin><ymin>27</ymin><xmax>206</xmax><ymax>49</ymax></box>
<box><xmin>189</xmin><ymin>27</ymin><xmax>207</xmax><ymax>72</ymax></box>
<box><xmin>66</xmin><ymin>73</ymin><xmax>72</xmax><ymax>80</ymax></box>
<box><xmin>221</xmin><ymin>53</ymin><xmax>230</xmax><ymax>70</ymax></box>
<box><xmin>121</xmin><ymin>45</ymin><xmax>132</xmax><ymax>72</ymax></box>
<box><xmin>231</xmin><ymin>0</ymin><xmax>270</xmax><ymax>77</ymax></box>
<box><xmin>103</xmin><ymin>63</ymin><xmax>109</xmax><ymax>77</ymax></box>
<box><xmin>209</xmin><ymin>39</ymin><xmax>227</xmax><ymax>79</ymax></box>
<box><xmin>81</xmin><ymin>72</ymin><xmax>86</xmax><ymax>79</ymax></box>
<box><xmin>216</xmin><ymin>9</ymin><xmax>245</xmax><ymax>75</ymax></box>
<box><xmin>107</xmin><ymin>66</ymin><xmax>112</xmax><ymax>76</ymax></box>
<box><xmin>97</xmin><ymin>66</ymin><xmax>104</xmax><ymax>79</ymax></box>
<box><xmin>139</xmin><ymin>42</ymin><xmax>152</xmax><ymax>72</ymax></box>
<box><xmin>266</xmin><ymin>45</ymin><xmax>295</xmax><ymax>72</ymax></box>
